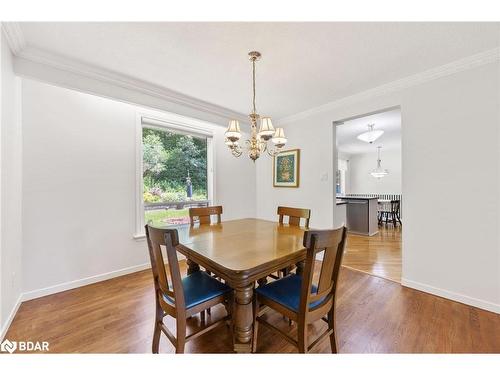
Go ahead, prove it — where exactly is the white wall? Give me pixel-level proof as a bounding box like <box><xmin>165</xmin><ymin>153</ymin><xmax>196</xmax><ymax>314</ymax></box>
<box><xmin>257</xmin><ymin>61</ymin><xmax>500</xmax><ymax>313</ymax></box>
<box><xmin>21</xmin><ymin>79</ymin><xmax>256</xmax><ymax>297</ymax></box>
<box><xmin>1</xmin><ymin>31</ymin><xmax>23</xmax><ymax>336</ymax></box>
<box><xmin>346</xmin><ymin>148</ymin><xmax>402</xmax><ymax>194</ymax></box>
<box><xmin>256</xmin><ymin>115</ymin><xmax>335</xmax><ymax>229</ymax></box>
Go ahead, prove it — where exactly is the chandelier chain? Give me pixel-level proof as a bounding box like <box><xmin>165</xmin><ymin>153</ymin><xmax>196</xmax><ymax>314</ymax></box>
<box><xmin>252</xmin><ymin>59</ymin><xmax>256</xmax><ymax>115</ymax></box>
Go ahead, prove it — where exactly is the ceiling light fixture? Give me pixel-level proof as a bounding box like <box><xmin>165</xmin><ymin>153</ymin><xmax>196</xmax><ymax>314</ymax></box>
<box><xmin>357</xmin><ymin>124</ymin><xmax>384</xmax><ymax>144</ymax></box>
<box><xmin>370</xmin><ymin>146</ymin><xmax>389</xmax><ymax>178</ymax></box>
<box><xmin>225</xmin><ymin>51</ymin><xmax>287</xmax><ymax>162</ymax></box>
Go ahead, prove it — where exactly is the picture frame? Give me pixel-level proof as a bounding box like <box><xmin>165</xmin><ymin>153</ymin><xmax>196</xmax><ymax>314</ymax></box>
<box><xmin>273</xmin><ymin>149</ymin><xmax>300</xmax><ymax>188</ymax></box>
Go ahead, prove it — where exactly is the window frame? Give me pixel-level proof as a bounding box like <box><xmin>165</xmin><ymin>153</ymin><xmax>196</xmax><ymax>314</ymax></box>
<box><xmin>134</xmin><ymin>111</ymin><xmax>215</xmax><ymax>239</ymax></box>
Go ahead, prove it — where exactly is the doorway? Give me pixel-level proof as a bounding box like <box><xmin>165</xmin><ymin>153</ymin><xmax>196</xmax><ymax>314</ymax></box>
<box><xmin>334</xmin><ymin>107</ymin><xmax>402</xmax><ymax>282</ymax></box>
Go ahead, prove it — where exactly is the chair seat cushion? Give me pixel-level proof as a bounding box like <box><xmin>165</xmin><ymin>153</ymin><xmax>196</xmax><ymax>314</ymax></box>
<box><xmin>165</xmin><ymin>271</ymin><xmax>231</xmax><ymax>309</ymax></box>
<box><xmin>256</xmin><ymin>274</ymin><xmax>324</xmax><ymax>312</ymax></box>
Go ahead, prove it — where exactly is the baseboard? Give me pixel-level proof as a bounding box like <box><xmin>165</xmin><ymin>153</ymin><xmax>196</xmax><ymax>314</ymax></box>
<box><xmin>401</xmin><ymin>278</ymin><xmax>500</xmax><ymax>314</ymax></box>
<box><xmin>22</xmin><ymin>262</ymin><xmax>151</xmax><ymax>302</ymax></box>
<box><xmin>0</xmin><ymin>294</ymin><xmax>23</xmax><ymax>341</ymax></box>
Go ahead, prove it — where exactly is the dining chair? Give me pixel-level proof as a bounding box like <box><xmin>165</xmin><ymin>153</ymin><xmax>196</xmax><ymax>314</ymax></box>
<box><xmin>188</xmin><ymin>205</ymin><xmax>224</xmax><ymax>315</ymax></box>
<box><xmin>189</xmin><ymin>206</ymin><xmax>223</xmax><ymax>226</ymax></box>
<box><xmin>252</xmin><ymin>226</ymin><xmax>347</xmax><ymax>353</ymax></box>
<box><xmin>145</xmin><ymin>224</ymin><xmax>233</xmax><ymax>353</ymax></box>
<box><xmin>273</xmin><ymin>206</ymin><xmax>311</xmax><ymax>279</ymax></box>
<box><xmin>378</xmin><ymin>200</ymin><xmax>402</xmax><ymax>226</ymax></box>
<box><xmin>277</xmin><ymin>206</ymin><xmax>311</xmax><ymax>227</ymax></box>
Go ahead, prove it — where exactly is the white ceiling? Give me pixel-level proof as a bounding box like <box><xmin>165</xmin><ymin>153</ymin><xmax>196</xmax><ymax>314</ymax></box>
<box><xmin>18</xmin><ymin>22</ymin><xmax>500</xmax><ymax>120</ymax></box>
<box><xmin>336</xmin><ymin>108</ymin><xmax>401</xmax><ymax>155</ymax></box>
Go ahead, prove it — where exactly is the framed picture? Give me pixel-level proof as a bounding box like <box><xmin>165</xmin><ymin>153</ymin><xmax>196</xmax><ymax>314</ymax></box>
<box><xmin>273</xmin><ymin>149</ymin><xmax>300</xmax><ymax>188</ymax></box>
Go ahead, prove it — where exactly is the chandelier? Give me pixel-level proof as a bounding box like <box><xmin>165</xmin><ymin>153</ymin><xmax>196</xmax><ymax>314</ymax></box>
<box><xmin>225</xmin><ymin>51</ymin><xmax>287</xmax><ymax>161</ymax></box>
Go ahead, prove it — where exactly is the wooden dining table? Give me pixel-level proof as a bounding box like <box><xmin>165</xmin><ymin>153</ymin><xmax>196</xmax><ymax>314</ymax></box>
<box><xmin>174</xmin><ymin>218</ymin><xmax>307</xmax><ymax>353</ymax></box>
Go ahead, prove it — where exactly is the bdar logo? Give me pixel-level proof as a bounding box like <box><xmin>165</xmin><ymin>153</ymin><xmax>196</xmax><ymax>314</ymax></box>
<box><xmin>0</xmin><ymin>339</ymin><xmax>49</xmax><ymax>353</ymax></box>
<box><xmin>1</xmin><ymin>339</ymin><xmax>17</xmax><ymax>354</ymax></box>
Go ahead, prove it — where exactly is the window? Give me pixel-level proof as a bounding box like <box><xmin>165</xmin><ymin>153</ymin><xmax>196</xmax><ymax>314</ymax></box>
<box><xmin>337</xmin><ymin>159</ymin><xmax>348</xmax><ymax>195</ymax></box>
<box><xmin>135</xmin><ymin>114</ymin><xmax>214</xmax><ymax>237</ymax></box>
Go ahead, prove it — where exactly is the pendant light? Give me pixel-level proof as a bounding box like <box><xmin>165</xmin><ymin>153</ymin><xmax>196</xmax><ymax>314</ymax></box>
<box><xmin>370</xmin><ymin>146</ymin><xmax>389</xmax><ymax>178</ymax></box>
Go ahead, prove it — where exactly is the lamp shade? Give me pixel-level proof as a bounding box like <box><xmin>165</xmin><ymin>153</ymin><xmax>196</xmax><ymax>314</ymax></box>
<box><xmin>370</xmin><ymin>165</ymin><xmax>389</xmax><ymax>178</ymax></box>
<box><xmin>272</xmin><ymin>127</ymin><xmax>287</xmax><ymax>145</ymax></box>
<box><xmin>225</xmin><ymin>120</ymin><xmax>241</xmax><ymax>142</ymax></box>
<box><xmin>357</xmin><ymin>124</ymin><xmax>384</xmax><ymax>144</ymax></box>
<box><xmin>258</xmin><ymin>117</ymin><xmax>275</xmax><ymax>140</ymax></box>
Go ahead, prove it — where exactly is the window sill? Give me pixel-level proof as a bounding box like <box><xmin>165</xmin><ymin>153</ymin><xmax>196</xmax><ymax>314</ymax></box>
<box><xmin>133</xmin><ymin>233</ymin><xmax>146</xmax><ymax>241</ymax></box>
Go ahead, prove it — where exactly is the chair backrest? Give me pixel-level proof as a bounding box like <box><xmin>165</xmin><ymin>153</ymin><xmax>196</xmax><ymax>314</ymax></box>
<box><xmin>189</xmin><ymin>206</ymin><xmax>223</xmax><ymax>226</ymax></box>
<box><xmin>277</xmin><ymin>206</ymin><xmax>311</xmax><ymax>227</ymax></box>
<box><xmin>145</xmin><ymin>225</ymin><xmax>185</xmax><ymax>312</ymax></box>
<box><xmin>390</xmin><ymin>200</ymin><xmax>400</xmax><ymax>214</ymax></box>
<box><xmin>299</xmin><ymin>227</ymin><xmax>347</xmax><ymax>316</ymax></box>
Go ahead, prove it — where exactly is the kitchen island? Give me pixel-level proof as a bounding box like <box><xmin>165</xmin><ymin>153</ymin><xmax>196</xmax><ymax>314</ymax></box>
<box><xmin>334</xmin><ymin>199</ymin><xmax>348</xmax><ymax>228</ymax></box>
<box><xmin>336</xmin><ymin>196</ymin><xmax>379</xmax><ymax>236</ymax></box>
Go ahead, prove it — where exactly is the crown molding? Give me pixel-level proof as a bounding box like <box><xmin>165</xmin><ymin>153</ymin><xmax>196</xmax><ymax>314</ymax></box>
<box><xmin>4</xmin><ymin>22</ymin><xmax>247</xmax><ymax>124</ymax></box>
<box><xmin>16</xmin><ymin>46</ymin><xmax>249</xmax><ymax>123</ymax></box>
<box><xmin>1</xmin><ymin>22</ymin><xmax>26</xmax><ymax>55</ymax></box>
<box><xmin>278</xmin><ymin>47</ymin><xmax>500</xmax><ymax>124</ymax></box>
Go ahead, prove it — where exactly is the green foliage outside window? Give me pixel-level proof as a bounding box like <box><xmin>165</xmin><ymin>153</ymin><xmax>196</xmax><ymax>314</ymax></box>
<box><xmin>143</xmin><ymin>128</ymin><xmax>208</xmax><ymax>203</ymax></box>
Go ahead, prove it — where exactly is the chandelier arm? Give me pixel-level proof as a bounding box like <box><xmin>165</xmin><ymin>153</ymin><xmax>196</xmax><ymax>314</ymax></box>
<box><xmin>244</xmin><ymin>139</ymin><xmax>252</xmax><ymax>150</ymax></box>
<box><xmin>260</xmin><ymin>141</ymin><xmax>267</xmax><ymax>153</ymax></box>
<box><xmin>231</xmin><ymin>147</ymin><xmax>242</xmax><ymax>157</ymax></box>
<box><xmin>267</xmin><ymin>146</ymin><xmax>278</xmax><ymax>157</ymax></box>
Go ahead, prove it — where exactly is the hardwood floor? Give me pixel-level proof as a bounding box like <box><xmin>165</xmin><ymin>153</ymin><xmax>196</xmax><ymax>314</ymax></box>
<box><xmin>5</xmin><ymin>261</ymin><xmax>499</xmax><ymax>353</ymax></box>
<box><xmin>343</xmin><ymin>225</ymin><xmax>402</xmax><ymax>282</ymax></box>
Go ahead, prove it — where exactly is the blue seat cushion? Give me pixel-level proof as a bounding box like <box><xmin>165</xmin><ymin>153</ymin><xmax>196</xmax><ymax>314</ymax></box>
<box><xmin>256</xmin><ymin>274</ymin><xmax>324</xmax><ymax>312</ymax></box>
<box><xmin>165</xmin><ymin>271</ymin><xmax>231</xmax><ymax>310</ymax></box>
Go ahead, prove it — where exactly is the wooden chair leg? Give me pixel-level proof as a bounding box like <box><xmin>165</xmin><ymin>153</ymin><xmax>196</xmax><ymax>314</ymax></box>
<box><xmin>200</xmin><ymin>310</ymin><xmax>206</xmax><ymax>325</ymax></box>
<box><xmin>175</xmin><ymin>320</ymin><xmax>186</xmax><ymax>354</ymax></box>
<box><xmin>297</xmin><ymin>322</ymin><xmax>308</xmax><ymax>353</ymax></box>
<box><xmin>252</xmin><ymin>296</ymin><xmax>259</xmax><ymax>353</ymax></box>
<box><xmin>328</xmin><ymin>311</ymin><xmax>337</xmax><ymax>354</ymax></box>
<box><xmin>152</xmin><ymin>307</ymin><xmax>163</xmax><ymax>354</ymax></box>
<box><xmin>205</xmin><ymin>271</ymin><xmax>213</xmax><ymax>316</ymax></box>
<box><xmin>152</xmin><ymin>321</ymin><xmax>162</xmax><ymax>353</ymax></box>
<box><xmin>227</xmin><ymin>292</ymin><xmax>234</xmax><ymax>330</ymax></box>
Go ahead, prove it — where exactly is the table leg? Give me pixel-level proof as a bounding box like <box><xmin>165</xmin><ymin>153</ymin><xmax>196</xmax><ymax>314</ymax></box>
<box><xmin>186</xmin><ymin>258</ymin><xmax>200</xmax><ymax>275</ymax></box>
<box><xmin>233</xmin><ymin>283</ymin><xmax>254</xmax><ymax>353</ymax></box>
<box><xmin>295</xmin><ymin>260</ymin><xmax>305</xmax><ymax>276</ymax></box>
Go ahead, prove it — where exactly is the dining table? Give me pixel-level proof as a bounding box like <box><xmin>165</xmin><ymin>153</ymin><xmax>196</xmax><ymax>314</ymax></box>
<box><xmin>174</xmin><ymin>218</ymin><xmax>308</xmax><ymax>353</ymax></box>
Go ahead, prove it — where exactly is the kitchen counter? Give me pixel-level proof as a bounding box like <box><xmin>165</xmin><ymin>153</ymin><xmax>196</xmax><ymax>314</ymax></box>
<box><xmin>336</xmin><ymin>196</ymin><xmax>379</xmax><ymax>236</ymax></box>
<box><xmin>336</xmin><ymin>196</ymin><xmax>379</xmax><ymax>201</ymax></box>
